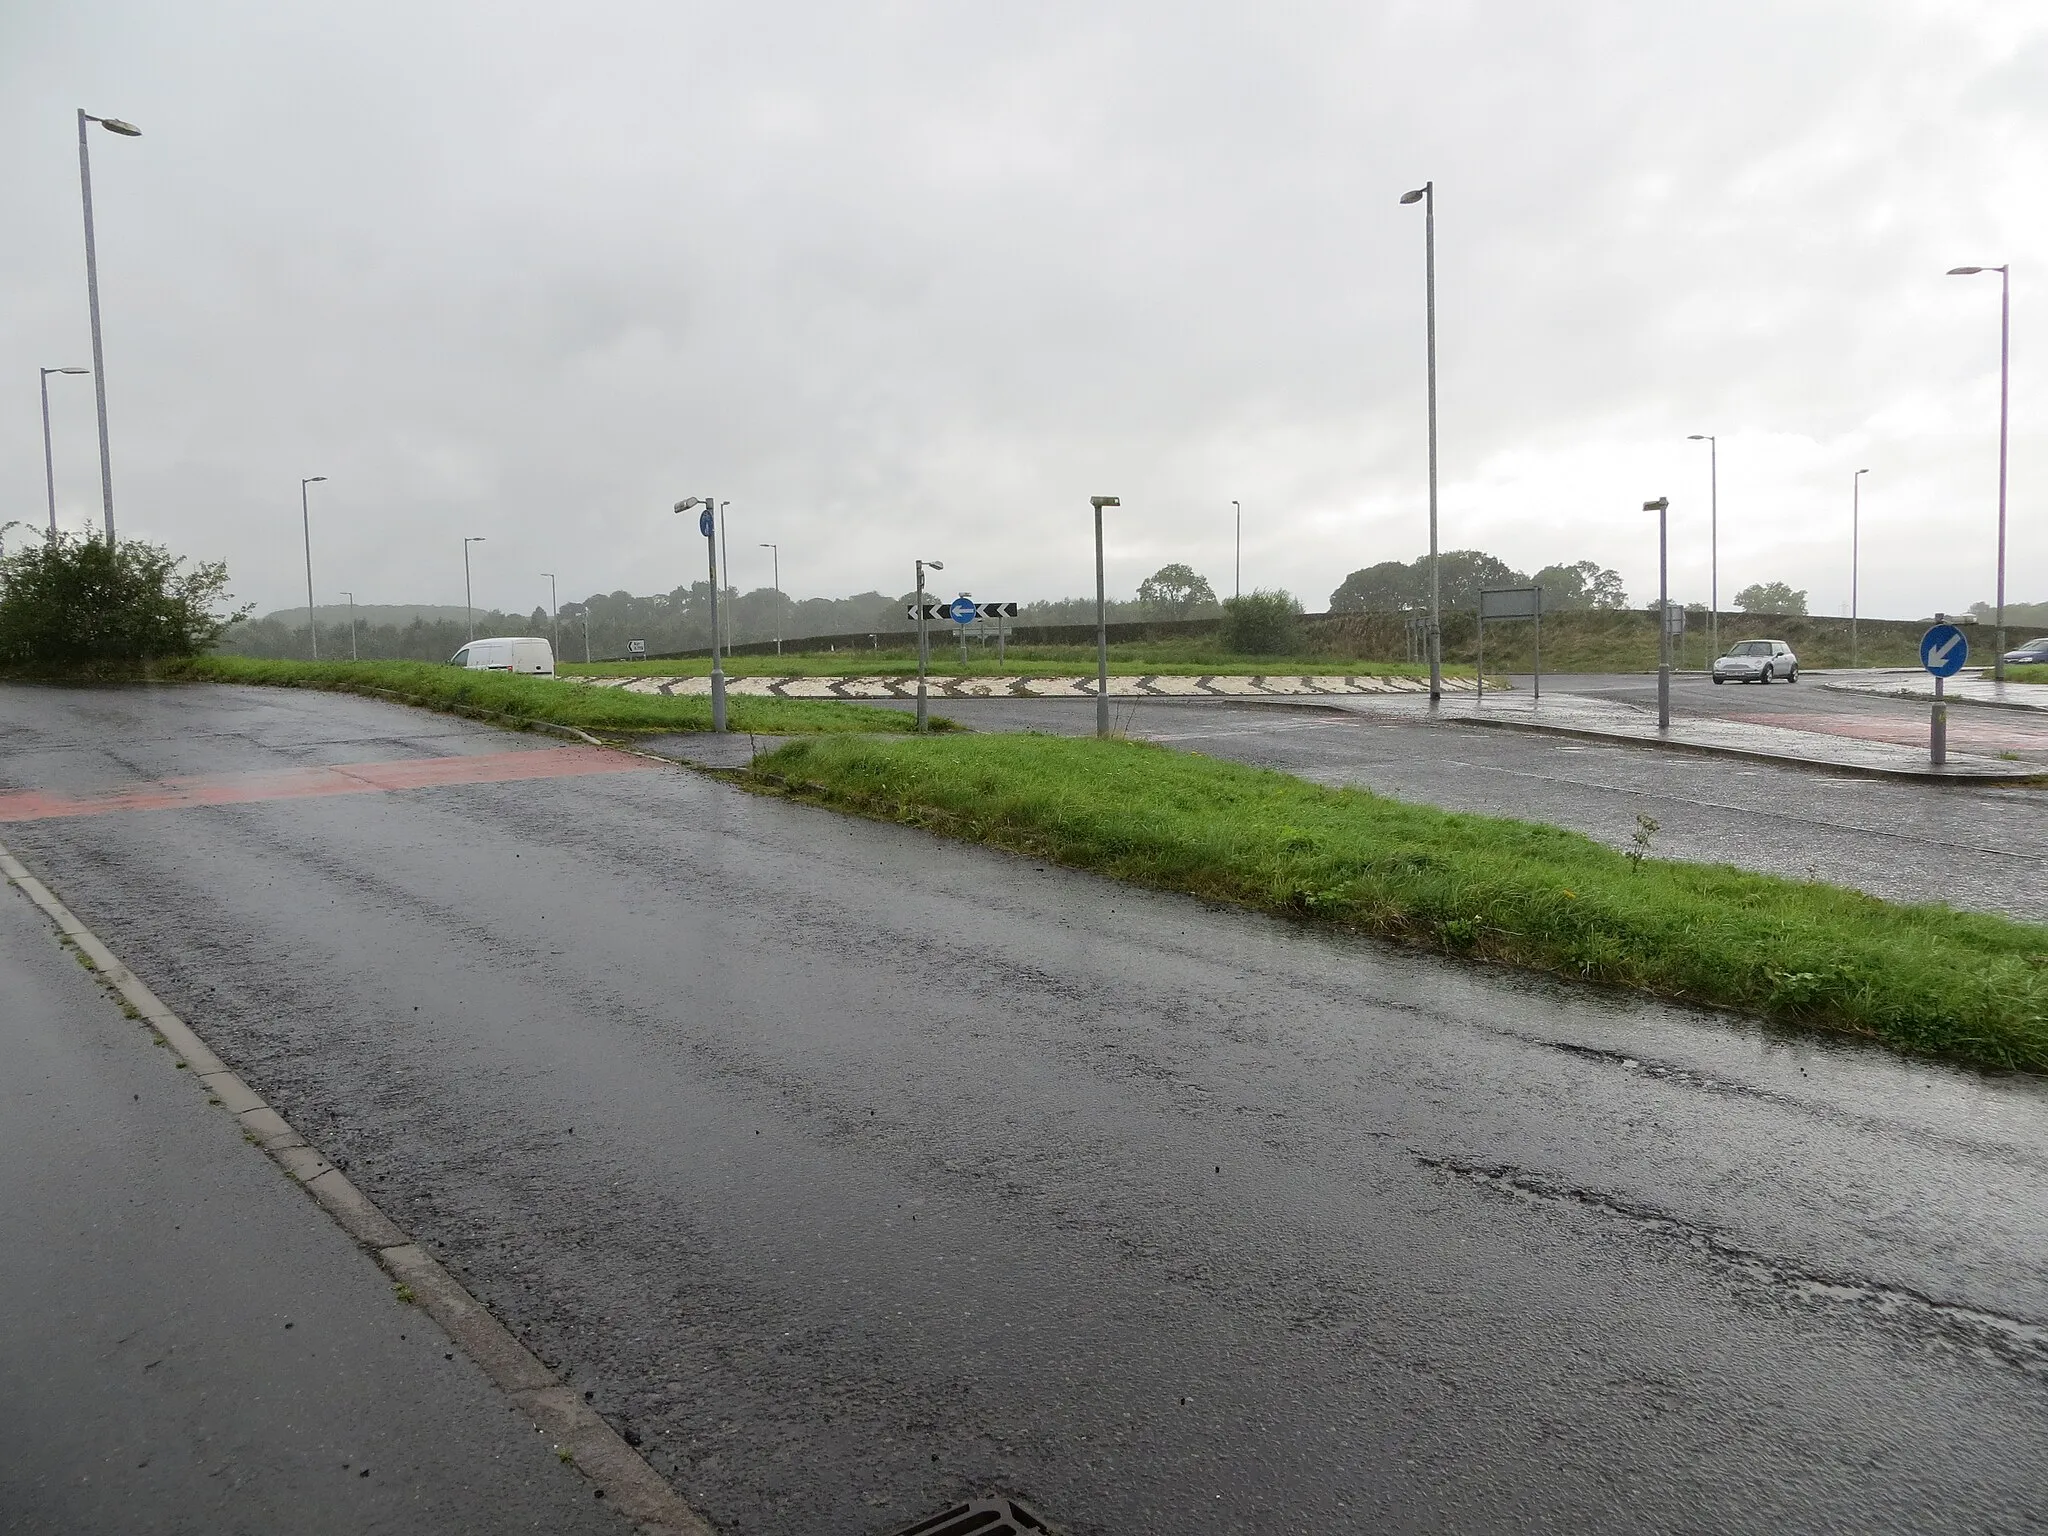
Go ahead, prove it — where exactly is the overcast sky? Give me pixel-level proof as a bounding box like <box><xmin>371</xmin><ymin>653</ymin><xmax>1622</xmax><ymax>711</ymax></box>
<box><xmin>3</xmin><ymin>1</ymin><xmax>2042</xmax><ymax>620</ymax></box>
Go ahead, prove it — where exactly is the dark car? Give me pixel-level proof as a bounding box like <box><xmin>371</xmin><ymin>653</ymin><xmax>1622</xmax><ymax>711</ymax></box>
<box><xmin>2001</xmin><ymin>636</ymin><xmax>2048</xmax><ymax>666</ymax></box>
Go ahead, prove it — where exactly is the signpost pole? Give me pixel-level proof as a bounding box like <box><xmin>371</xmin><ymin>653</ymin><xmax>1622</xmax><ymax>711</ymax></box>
<box><xmin>1091</xmin><ymin>496</ymin><xmax>1120</xmax><ymax>740</ymax></box>
<box><xmin>1646</xmin><ymin>498</ymin><xmax>1671</xmax><ymax>730</ymax></box>
<box><xmin>916</xmin><ymin>563</ymin><xmax>930</xmax><ymax>733</ymax></box>
<box><xmin>1932</xmin><ymin>673</ymin><xmax>1947</xmax><ymax>766</ymax></box>
<box><xmin>1476</xmin><ymin>610</ymin><xmax>1484</xmax><ymax>706</ymax></box>
<box><xmin>1533</xmin><ymin>586</ymin><xmax>1542</xmax><ymax>703</ymax></box>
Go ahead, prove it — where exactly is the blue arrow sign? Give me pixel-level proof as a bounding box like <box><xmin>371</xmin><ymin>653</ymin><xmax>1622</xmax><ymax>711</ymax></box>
<box><xmin>949</xmin><ymin>596</ymin><xmax>977</xmax><ymax>625</ymax></box>
<box><xmin>1921</xmin><ymin>623</ymin><xmax>1968</xmax><ymax>678</ymax></box>
<box><xmin>698</xmin><ymin>508</ymin><xmax>714</xmax><ymax>538</ymax></box>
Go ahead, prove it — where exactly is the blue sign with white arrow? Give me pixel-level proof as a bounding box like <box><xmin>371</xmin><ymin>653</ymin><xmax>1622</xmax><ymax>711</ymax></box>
<box><xmin>1921</xmin><ymin>623</ymin><xmax>1968</xmax><ymax>678</ymax></box>
<box><xmin>698</xmin><ymin>508</ymin><xmax>714</xmax><ymax>538</ymax></box>
<box><xmin>949</xmin><ymin>596</ymin><xmax>977</xmax><ymax>625</ymax></box>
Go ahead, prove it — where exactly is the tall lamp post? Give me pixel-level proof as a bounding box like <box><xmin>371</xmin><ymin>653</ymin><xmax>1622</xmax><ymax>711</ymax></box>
<box><xmin>1851</xmin><ymin>468</ymin><xmax>1868</xmax><ymax>668</ymax></box>
<box><xmin>1686</xmin><ymin>434</ymin><xmax>1718</xmax><ymax>660</ymax></box>
<box><xmin>1232</xmin><ymin>499</ymin><xmax>1242</xmax><ymax>600</ymax></box>
<box><xmin>1948</xmin><ymin>264</ymin><xmax>2012</xmax><ymax>681</ymax></box>
<box><xmin>759</xmin><ymin>542</ymin><xmax>782</xmax><ymax>654</ymax></box>
<box><xmin>914</xmin><ymin>557</ymin><xmax>944</xmax><ymax>732</ymax></box>
<box><xmin>77</xmin><ymin>110</ymin><xmax>140</xmax><ymax>543</ymax></box>
<box><xmin>339</xmin><ymin>590</ymin><xmax>358</xmax><ymax>660</ymax></box>
<box><xmin>1400</xmin><ymin>182</ymin><xmax>1444</xmax><ymax>704</ymax></box>
<box><xmin>1091</xmin><ymin>495</ymin><xmax>1120</xmax><ymax>739</ymax></box>
<box><xmin>300</xmin><ymin>477</ymin><xmax>327</xmax><ymax>659</ymax></box>
<box><xmin>462</xmin><ymin>536</ymin><xmax>485</xmax><ymax>642</ymax></box>
<box><xmin>39</xmin><ymin>366</ymin><xmax>90</xmax><ymax>536</ymax></box>
<box><xmin>674</xmin><ymin>497</ymin><xmax>725</xmax><ymax>732</ymax></box>
<box><xmin>542</xmin><ymin>571</ymin><xmax>560</xmax><ymax>658</ymax></box>
<box><xmin>1646</xmin><ymin>497</ymin><xmax>1671</xmax><ymax>730</ymax></box>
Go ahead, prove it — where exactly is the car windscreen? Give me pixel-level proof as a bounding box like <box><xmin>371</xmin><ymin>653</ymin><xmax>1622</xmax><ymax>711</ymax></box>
<box><xmin>1728</xmin><ymin>642</ymin><xmax>1772</xmax><ymax>656</ymax></box>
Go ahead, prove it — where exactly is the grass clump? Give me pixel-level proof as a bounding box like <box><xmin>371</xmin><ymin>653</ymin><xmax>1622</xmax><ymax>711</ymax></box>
<box><xmin>749</xmin><ymin>733</ymin><xmax>2048</xmax><ymax>1073</ymax></box>
<box><xmin>2002</xmin><ymin>664</ymin><xmax>2048</xmax><ymax>684</ymax></box>
<box><xmin>158</xmin><ymin>656</ymin><xmax>929</xmax><ymax>734</ymax></box>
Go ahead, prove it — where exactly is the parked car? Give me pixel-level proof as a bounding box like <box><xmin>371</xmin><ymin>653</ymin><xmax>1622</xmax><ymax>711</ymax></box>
<box><xmin>449</xmin><ymin>636</ymin><xmax>555</xmax><ymax>676</ymax></box>
<box><xmin>2000</xmin><ymin>636</ymin><xmax>2048</xmax><ymax>666</ymax></box>
<box><xmin>1712</xmin><ymin>638</ymin><xmax>1798</xmax><ymax>684</ymax></box>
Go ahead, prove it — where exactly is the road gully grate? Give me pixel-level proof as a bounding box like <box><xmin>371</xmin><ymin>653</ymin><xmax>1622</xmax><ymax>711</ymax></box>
<box><xmin>885</xmin><ymin>1494</ymin><xmax>1059</xmax><ymax>1536</ymax></box>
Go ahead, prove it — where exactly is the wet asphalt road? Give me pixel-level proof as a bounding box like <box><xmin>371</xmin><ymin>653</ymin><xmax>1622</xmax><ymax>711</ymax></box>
<box><xmin>866</xmin><ymin>687</ymin><xmax>2048</xmax><ymax>921</ymax></box>
<box><xmin>0</xmin><ymin>806</ymin><xmax>618</xmax><ymax>1533</ymax></box>
<box><xmin>3</xmin><ymin>681</ymin><xmax>2047</xmax><ymax>1535</ymax></box>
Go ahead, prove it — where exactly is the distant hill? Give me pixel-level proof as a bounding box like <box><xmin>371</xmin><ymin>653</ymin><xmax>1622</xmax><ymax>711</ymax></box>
<box><xmin>259</xmin><ymin>604</ymin><xmax>481</xmax><ymax>627</ymax></box>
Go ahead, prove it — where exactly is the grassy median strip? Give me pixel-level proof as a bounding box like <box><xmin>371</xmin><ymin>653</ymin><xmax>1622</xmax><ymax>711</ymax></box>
<box><xmin>749</xmin><ymin>733</ymin><xmax>2048</xmax><ymax>1072</ymax></box>
<box><xmin>158</xmin><ymin>656</ymin><xmax>928</xmax><ymax>734</ymax></box>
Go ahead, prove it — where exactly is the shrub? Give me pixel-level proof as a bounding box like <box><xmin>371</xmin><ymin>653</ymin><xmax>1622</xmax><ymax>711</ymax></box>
<box><xmin>1221</xmin><ymin>588</ymin><xmax>1302</xmax><ymax>654</ymax></box>
<box><xmin>0</xmin><ymin>529</ymin><xmax>249</xmax><ymax>671</ymax></box>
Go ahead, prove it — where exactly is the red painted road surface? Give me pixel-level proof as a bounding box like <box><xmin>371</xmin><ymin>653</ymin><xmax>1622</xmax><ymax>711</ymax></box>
<box><xmin>1728</xmin><ymin>711</ymin><xmax>2048</xmax><ymax>757</ymax></box>
<box><xmin>0</xmin><ymin>746</ymin><xmax>656</xmax><ymax>824</ymax></box>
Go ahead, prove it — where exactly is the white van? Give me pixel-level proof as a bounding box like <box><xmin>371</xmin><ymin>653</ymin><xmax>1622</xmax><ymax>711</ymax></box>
<box><xmin>449</xmin><ymin>636</ymin><xmax>555</xmax><ymax>676</ymax></box>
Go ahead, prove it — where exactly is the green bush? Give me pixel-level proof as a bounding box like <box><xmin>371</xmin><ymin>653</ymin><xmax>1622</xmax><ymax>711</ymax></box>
<box><xmin>0</xmin><ymin>530</ymin><xmax>248</xmax><ymax>671</ymax></box>
<box><xmin>1221</xmin><ymin>589</ymin><xmax>1302</xmax><ymax>654</ymax></box>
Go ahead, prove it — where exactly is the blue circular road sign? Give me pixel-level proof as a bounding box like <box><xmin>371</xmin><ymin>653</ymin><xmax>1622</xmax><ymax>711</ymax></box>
<box><xmin>949</xmin><ymin>596</ymin><xmax>977</xmax><ymax>624</ymax></box>
<box><xmin>698</xmin><ymin>508</ymin><xmax>714</xmax><ymax>538</ymax></box>
<box><xmin>1921</xmin><ymin>623</ymin><xmax>1968</xmax><ymax>678</ymax></box>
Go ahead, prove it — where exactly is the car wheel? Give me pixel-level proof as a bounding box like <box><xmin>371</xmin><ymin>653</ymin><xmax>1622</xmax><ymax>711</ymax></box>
<box><xmin>1787</xmin><ymin>666</ymin><xmax>1799</xmax><ymax>682</ymax></box>
<box><xmin>1712</xmin><ymin>675</ymin><xmax>1725</xmax><ymax>684</ymax></box>
<box><xmin>1760</xmin><ymin>665</ymin><xmax>1774</xmax><ymax>684</ymax></box>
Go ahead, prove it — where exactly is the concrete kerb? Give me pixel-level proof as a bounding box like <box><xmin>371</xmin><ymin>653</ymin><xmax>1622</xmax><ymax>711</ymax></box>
<box><xmin>0</xmin><ymin>838</ymin><xmax>717</xmax><ymax>1536</ymax></box>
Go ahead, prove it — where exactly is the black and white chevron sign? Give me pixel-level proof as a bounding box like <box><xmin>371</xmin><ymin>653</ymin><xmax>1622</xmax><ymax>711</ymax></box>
<box><xmin>904</xmin><ymin>601</ymin><xmax>1019</xmax><ymax>621</ymax></box>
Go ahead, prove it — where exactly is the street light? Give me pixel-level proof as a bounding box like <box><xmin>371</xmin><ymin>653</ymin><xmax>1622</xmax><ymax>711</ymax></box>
<box><xmin>1948</xmin><ymin>264</ymin><xmax>2012</xmax><ymax>680</ymax></box>
<box><xmin>675</xmin><ymin>497</ymin><xmax>725</xmax><ymax>733</ymax></box>
<box><xmin>1646</xmin><ymin>498</ymin><xmax>1671</xmax><ymax>729</ymax></box>
<box><xmin>914</xmin><ymin>557</ymin><xmax>944</xmax><ymax>732</ymax></box>
<box><xmin>1232</xmin><ymin>499</ymin><xmax>1242</xmax><ymax>601</ymax></box>
<box><xmin>39</xmin><ymin>367</ymin><xmax>90</xmax><ymax>537</ymax></box>
<box><xmin>300</xmin><ymin>477</ymin><xmax>327</xmax><ymax>659</ymax></box>
<box><xmin>759</xmin><ymin>543</ymin><xmax>782</xmax><ymax>655</ymax></box>
<box><xmin>339</xmin><ymin>590</ymin><xmax>358</xmax><ymax>661</ymax></box>
<box><xmin>1091</xmin><ymin>496</ymin><xmax>1120</xmax><ymax>739</ymax></box>
<box><xmin>1851</xmin><ymin>468</ymin><xmax>1869</xmax><ymax>668</ymax></box>
<box><xmin>463</xmin><ymin>536</ymin><xmax>486</xmax><ymax>642</ymax></box>
<box><xmin>77</xmin><ymin>110</ymin><xmax>140</xmax><ymax>543</ymax></box>
<box><xmin>542</xmin><ymin>572</ymin><xmax>559</xmax><ymax>659</ymax></box>
<box><xmin>1686</xmin><ymin>434</ymin><xmax>1718</xmax><ymax>660</ymax></box>
<box><xmin>1400</xmin><ymin>181</ymin><xmax>1443</xmax><ymax>704</ymax></box>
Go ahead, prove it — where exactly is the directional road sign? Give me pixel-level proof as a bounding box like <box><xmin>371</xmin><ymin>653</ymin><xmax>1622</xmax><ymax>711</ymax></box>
<box><xmin>904</xmin><ymin>601</ymin><xmax>1020</xmax><ymax>622</ymax></box>
<box><xmin>1921</xmin><ymin>623</ymin><xmax>1968</xmax><ymax>677</ymax></box>
<box><xmin>628</xmin><ymin>638</ymin><xmax>647</xmax><ymax>655</ymax></box>
<box><xmin>698</xmin><ymin>508</ymin><xmax>714</xmax><ymax>538</ymax></box>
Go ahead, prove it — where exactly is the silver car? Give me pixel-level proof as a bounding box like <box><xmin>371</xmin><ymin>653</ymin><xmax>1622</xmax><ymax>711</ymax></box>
<box><xmin>1712</xmin><ymin>638</ymin><xmax>1798</xmax><ymax>684</ymax></box>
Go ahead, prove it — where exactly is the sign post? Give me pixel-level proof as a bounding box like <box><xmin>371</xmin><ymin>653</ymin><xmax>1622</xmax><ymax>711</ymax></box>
<box><xmin>1476</xmin><ymin>586</ymin><xmax>1543</xmax><ymax>705</ymax></box>
<box><xmin>1921</xmin><ymin>616</ymin><xmax>1967</xmax><ymax>767</ymax></box>
<box><xmin>672</xmin><ymin>497</ymin><xmax>724</xmax><ymax>732</ymax></box>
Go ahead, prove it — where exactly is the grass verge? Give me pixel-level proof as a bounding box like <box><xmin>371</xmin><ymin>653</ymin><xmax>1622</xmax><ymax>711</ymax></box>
<box><xmin>2002</xmin><ymin>664</ymin><xmax>2048</xmax><ymax>685</ymax></box>
<box><xmin>748</xmin><ymin>733</ymin><xmax>2048</xmax><ymax>1073</ymax></box>
<box><xmin>150</xmin><ymin>656</ymin><xmax>931</xmax><ymax>734</ymax></box>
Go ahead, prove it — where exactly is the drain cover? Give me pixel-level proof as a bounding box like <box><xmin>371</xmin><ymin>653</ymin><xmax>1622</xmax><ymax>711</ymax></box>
<box><xmin>885</xmin><ymin>1494</ymin><xmax>1057</xmax><ymax>1536</ymax></box>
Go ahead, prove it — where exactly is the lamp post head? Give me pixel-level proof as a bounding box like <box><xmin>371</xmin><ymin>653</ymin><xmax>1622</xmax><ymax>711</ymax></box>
<box><xmin>1643</xmin><ymin>498</ymin><xmax>1669</xmax><ymax>512</ymax></box>
<box><xmin>1948</xmin><ymin>267</ymin><xmax>1984</xmax><ymax>276</ymax></box>
<box><xmin>1090</xmin><ymin>496</ymin><xmax>1120</xmax><ymax>509</ymax></box>
<box><xmin>926</xmin><ymin>560</ymin><xmax>944</xmax><ymax>571</ymax></box>
<box><xmin>1399</xmin><ymin>188</ymin><xmax>1426</xmax><ymax>205</ymax></box>
<box><xmin>1687</xmin><ymin>434</ymin><xmax>1710</xmax><ymax>442</ymax></box>
<box><xmin>97</xmin><ymin>117</ymin><xmax>142</xmax><ymax>137</ymax></box>
<box><xmin>304</xmin><ymin>475</ymin><xmax>326</xmax><ymax>485</ymax></box>
<box><xmin>50</xmin><ymin>366</ymin><xmax>89</xmax><ymax>376</ymax></box>
<box><xmin>673</xmin><ymin>497</ymin><xmax>704</xmax><ymax>514</ymax></box>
